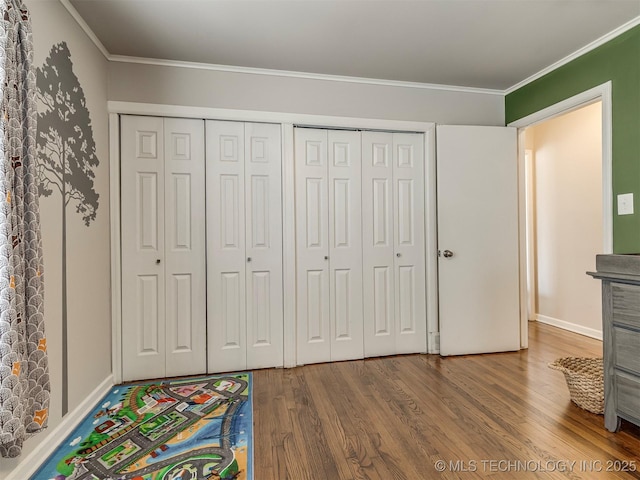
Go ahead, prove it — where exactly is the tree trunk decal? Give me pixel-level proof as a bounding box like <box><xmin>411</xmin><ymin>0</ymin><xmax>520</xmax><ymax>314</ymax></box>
<box><xmin>36</xmin><ymin>41</ymin><xmax>99</xmax><ymax>416</ymax></box>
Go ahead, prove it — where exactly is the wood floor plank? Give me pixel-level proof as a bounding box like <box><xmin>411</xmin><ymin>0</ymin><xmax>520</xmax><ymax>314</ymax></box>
<box><xmin>253</xmin><ymin>323</ymin><xmax>640</xmax><ymax>479</ymax></box>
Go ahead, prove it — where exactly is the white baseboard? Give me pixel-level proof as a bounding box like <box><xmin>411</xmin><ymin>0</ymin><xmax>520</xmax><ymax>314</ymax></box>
<box><xmin>536</xmin><ymin>314</ymin><xmax>603</xmax><ymax>341</ymax></box>
<box><xmin>6</xmin><ymin>375</ymin><xmax>114</xmax><ymax>480</ymax></box>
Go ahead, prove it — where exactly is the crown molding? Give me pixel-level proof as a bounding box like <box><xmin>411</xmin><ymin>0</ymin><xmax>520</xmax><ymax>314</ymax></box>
<box><xmin>505</xmin><ymin>15</ymin><xmax>640</xmax><ymax>95</ymax></box>
<box><xmin>59</xmin><ymin>0</ymin><xmax>110</xmax><ymax>59</ymax></box>
<box><xmin>59</xmin><ymin>0</ymin><xmax>640</xmax><ymax>98</ymax></box>
<box><xmin>108</xmin><ymin>54</ymin><xmax>504</xmax><ymax>95</ymax></box>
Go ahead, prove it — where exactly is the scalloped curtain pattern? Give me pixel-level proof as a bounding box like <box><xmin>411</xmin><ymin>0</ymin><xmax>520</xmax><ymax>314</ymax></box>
<box><xmin>0</xmin><ymin>0</ymin><xmax>49</xmax><ymax>458</ymax></box>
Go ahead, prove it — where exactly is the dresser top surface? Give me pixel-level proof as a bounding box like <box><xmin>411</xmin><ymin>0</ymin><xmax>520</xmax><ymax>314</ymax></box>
<box><xmin>590</xmin><ymin>254</ymin><xmax>640</xmax><ymax>280</ymax></box>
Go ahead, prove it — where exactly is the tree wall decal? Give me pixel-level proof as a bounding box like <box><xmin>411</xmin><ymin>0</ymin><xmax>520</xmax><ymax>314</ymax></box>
<box><xmin>36</xmin><ymin>41</ymin><xmax>100</xmax><ymax>416</ymax></box>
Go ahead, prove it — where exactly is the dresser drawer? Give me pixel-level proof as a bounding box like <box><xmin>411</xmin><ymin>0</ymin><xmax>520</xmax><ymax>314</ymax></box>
<box><xmin>612</xmin><ymin>283</ymin><xmax>640</xmax><ymax>329</ymax></box>
<box><xmin>614</xmin><ymin>327</ymin><xmax>640</xmax><ymax>374</ymax></box>
<box><xmin>616</xmin><ymin>372</ymin><xmax>640</xmax><ymax>419</ymax></box>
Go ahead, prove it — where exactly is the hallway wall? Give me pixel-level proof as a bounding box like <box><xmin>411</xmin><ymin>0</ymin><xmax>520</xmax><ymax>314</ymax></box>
<box><xmin>528</xmin><ymin>102</ymin><xmax>603</xmax><ymax>336</ymax></box>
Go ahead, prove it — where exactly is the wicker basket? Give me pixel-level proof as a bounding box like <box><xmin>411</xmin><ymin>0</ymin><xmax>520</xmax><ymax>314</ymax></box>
<box><xmin>548</xmin><ymin>357</ymin><xmax>604</xmax><ymax>415</ymax></box>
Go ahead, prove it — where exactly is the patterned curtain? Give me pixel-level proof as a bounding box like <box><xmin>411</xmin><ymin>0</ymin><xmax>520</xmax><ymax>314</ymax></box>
<box><xmin>0</xmin><ymin>0</ymin><xmax>49</xmax><ymax>458</ymax></box>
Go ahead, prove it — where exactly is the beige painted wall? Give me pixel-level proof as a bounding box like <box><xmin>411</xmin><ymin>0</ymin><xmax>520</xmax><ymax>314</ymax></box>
<box><xmin>529</xmin><ymin>101</ymin><xmax>602</xmax><ymax>334</ymax></box>
<box><xmin>108</xmin><ymin>62</ymin><xmax>505</xmax><ymax>125</ymax></box>
<box><xmin>2</xmin><ymin>0</ymin><xmax>110</xmax><ymax>475</ymax></box>
<box><xmin>4</xmin><ymin>2</ymin><xmax>505</xmax><ymax>474</ymax></box>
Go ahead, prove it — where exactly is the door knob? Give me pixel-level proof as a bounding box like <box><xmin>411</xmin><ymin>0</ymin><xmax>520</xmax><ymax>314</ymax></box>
<box><xmin>396</xmin><ymin>253</ymin><xmax>401</xmax><ymax>258</ymax></box>
<box><xmin>156</xmin><ymin>259</ymin><xmax>161</xmax><ymax>264</ymax></box>
<box><xmin>443</xmin><ymin>250</ymin><xmax>454</xmax><ymax>258</ymax></box>
<box><xmin>247</xmin><ymin>257</ymin><xmax>252</xmax><ymax>262</ymax></box>
<box><xmin>324</xmin><ymin>256</ymin><xmax>329</xmax><ymax>260</ymax></box>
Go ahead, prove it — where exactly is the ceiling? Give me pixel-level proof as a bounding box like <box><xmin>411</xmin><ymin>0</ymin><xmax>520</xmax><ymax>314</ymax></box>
<box><xmin>68</xmin><ymin>0</ymin><xmax>640</xmax><ymax>91</ymax></box>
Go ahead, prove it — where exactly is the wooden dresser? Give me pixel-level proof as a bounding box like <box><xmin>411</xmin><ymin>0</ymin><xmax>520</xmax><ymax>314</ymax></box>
<box><xmin>589</xmin><ymin>254</ymin><xmax>640</xmax><ymax>432</ymax></box>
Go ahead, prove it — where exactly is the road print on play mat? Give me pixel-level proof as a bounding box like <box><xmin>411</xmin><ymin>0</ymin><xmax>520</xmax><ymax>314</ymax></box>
<box><xmin>31</xmin><ymin>373</ymin><xmax>252</xmax><ymax>480</ymax></box>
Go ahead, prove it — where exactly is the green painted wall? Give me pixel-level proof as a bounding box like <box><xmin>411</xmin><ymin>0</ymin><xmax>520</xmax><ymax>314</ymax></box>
<box><xmin>505</xmin><ymin>26</ymin><xmax>640</xmax><ymax>253</ymax></box>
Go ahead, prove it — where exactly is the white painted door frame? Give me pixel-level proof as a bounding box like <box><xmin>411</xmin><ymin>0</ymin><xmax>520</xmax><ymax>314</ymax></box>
<box><xmin>508</xmin><ymin>81</ymin><xmax>613</xmax><ymax>348</ymax></box>
<box><xmin>523</xmin><ymin>149</ymin><xmax>536</xmax><ymax>324</ymax></box>
<box><xmin>109</xmin><ymin>102</ymin><xmax>438</xmax><ymax>384</ymax></box>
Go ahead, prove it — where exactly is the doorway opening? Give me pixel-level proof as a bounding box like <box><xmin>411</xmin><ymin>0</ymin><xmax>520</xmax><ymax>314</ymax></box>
<box><xmin>521</xmin><ymin>101</ymin><xmax>604</xmax><ymax>340</ymax></box>
<box><xmin>509</xmin><ymin>82</ymin><xmax>613</xmax><ymax>347</ymax></box>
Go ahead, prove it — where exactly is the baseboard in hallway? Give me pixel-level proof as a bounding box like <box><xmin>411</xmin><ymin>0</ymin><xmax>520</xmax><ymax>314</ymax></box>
<box><xmin>536</xmin><ymin>314</ymin><xmax>603</xmax><ymax>340</ymax></box>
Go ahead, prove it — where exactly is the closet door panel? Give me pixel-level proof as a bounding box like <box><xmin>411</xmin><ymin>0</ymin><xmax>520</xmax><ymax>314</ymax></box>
<box><xmin>164</xmin><ymin>118</ymin><xmax>207</xmax><ymax>377</ymax></box>
<box><xmin>393</xmin><ymin>133</ymin><xmax>427</xmax><ymax>353</ymax></box>
<box><xmin>221</xmin><ymin>272</ymin><xmax>243</xmax><ymax>345</ymax></box>
<box><xmin>362</xmin><ymin>131</ymin><xmax>396</xmax><ymax>356</ymax></box>
<box><xmin>137</xmin><ymin>276</ymin><xmax>160</xmax><ymax>352</ymax></box>
<box><xmin>207</xmin><ymin>120</ymin><xmax>247</xmax><ymax>372</ymax></box>
<box><xmin>328</xmin><ymin>130</ymin><xmax>363</xmax><ymax>361</ymax></box>
<box><xmin>121</xmin><ymin>115</ymin><xmax>166</xmax><ymax>381</ymax></box>
<box><xmin>306</xmin><ymin>270</ymin><xmax>327</xmax><ymax>341</ymax></box>
<box><xmin>245</xmin><ymin>122</ymin><xmax>283</xmax><ymax>369</ymax></box>
<box><xmin>295</xmin><ymin>128</ymin><xmax>330</xmax><ymax>364</ymax></box>
<box><xmin>373</xmin><ymin>266</ymin><xmax>393</xmax><ymax>335</ymax></box>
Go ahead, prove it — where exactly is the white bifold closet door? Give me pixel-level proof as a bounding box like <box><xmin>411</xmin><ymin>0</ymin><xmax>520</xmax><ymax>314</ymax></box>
<box><xmin>295</xmin><ymin>128</ymin><xmax>363</xmax><ymax>364</ymax></box>
<box><xmin>362</xmin><ymin>131</ymin><xmax>427</xmax><ymax>356</ymax></box>
<box><xmin>121</xmin><ymin>115</ymin><xmax>207</xmax><ymax>382</ymax></box>
<box><xmin>207</xmin><ymin>121</ymin><xmax>283</xmax><ymax>372</ymax></box>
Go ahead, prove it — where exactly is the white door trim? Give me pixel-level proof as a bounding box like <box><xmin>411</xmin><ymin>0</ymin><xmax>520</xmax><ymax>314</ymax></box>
<box><xmin>424</xmin><ymin>127</ymin><xmax>439</xmax><ymax>352</ymax></box>
<box><xmin>516</xmin><ymin>130</ymin><xmax>529</xmax><ymax>348</ymax></box>
<box><xmin>108</xmin><ymin>113</ymin><xmax>122</xmax><ymax>384</ymax></box>
<box><xmin>109</xmin><ymin>102</ymin><xmax>438</xmax><ymax>375</ymax></box>
<box><xmin>523</xmin><ymin>149</ymin><xmax>536</xmax><ymax>324</ymax></box>
<box><xmin>508</xmin><ymin>81</ymin><xmax>613</xmax><ymax>348</ymax></box>
<box><xmin>281</xmin><ymin>124</ymin><xmax>297</xmax><ymax>368</ymax></box>
<box><xmin>108</xmin><ymin>101</ymin><xmax>436</xmax><ymax>134</ymax></box>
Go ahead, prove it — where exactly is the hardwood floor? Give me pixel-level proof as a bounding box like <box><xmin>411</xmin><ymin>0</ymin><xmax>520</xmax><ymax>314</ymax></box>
<box><xmin>253</xmin><ymin>322</ymin><xmax>640</xmax><ymax>479</ymax></box>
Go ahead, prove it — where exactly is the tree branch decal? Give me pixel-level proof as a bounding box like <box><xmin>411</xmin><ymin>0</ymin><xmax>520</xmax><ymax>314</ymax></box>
<box><xmin>37</xmin><ymin>42</ymin><xmax>99</xmax><ymax>226</ymax></box>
